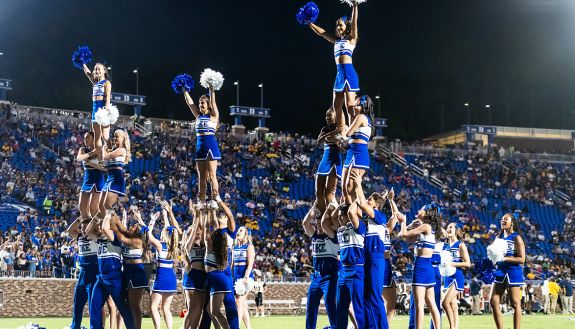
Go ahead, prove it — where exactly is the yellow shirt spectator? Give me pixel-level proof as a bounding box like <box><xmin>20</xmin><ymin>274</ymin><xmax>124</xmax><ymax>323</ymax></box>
<box><xmin>549</xmin><ymin>281</ymin><xmax>561</xmax><ymax>297</ymax></box>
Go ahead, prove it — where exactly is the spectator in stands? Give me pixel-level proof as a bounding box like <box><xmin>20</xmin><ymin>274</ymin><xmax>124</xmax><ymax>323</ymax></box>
<box><xmin>470</xmin><ymin>277</ymin><xmax>482</xmax><ymax>315</ymax></box>
<box><xmin>548</xmin><ymin>277</ymin><xmax>561</xmax><ymax>315</ymax></box>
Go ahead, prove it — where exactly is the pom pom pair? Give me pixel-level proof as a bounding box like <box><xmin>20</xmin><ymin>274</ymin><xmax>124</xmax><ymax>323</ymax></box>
<box><xmin>171</xmin><ymin>74</ymin><xmax>195</xmax><ymax>94</ymax></box>
<box><xmin>341</xmin><ymin>0</ymin><xmax>368</xmax><ymax>6</ymax></box>
<box><xmin>234</xmin><ymin>277</ymin><xmax>255</xmax><ymax>296</ymax></box>
<box><xmin>94</xmin><ymin>104</ymin><xmax>119</xmax><ymax>126</ymax></box>
<box><xmin>200</xmin><ymin>68</ymin><xmax>225</xmax><ymax>91</ymax></box>
<box><xmin>296</xmin><ymin>2</ymin><xmax>320</xmax><ymax>25</ymax></box>
<box><xmin>439</xmin><ymin>250</ymin><xmax>456</xmax><ymax>277</ymax></box>
<box><xmin>72</xmin><ymin>46</ymin><xmax>93</xmax><ymax>69</ymax></box>
<box><xmin>474</xmin><ymin>257</ymin><xmax>496</xmax><ymax>284</ymax></box>
<box><xmin>487</xmin><ymin>238</ymin><xmax>507</xmax><ymax>264</ymax></box>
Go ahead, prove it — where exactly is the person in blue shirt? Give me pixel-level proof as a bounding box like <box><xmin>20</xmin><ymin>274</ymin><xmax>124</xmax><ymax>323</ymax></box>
<box><xmin>560</xmin><ymin>275</ymin><xmax>573</xmax><ymax>314</ymax></box>
<box><xmin>442</xmin><ymin>223</ymin><xmax>470</xmax><ymax>329</ymax></box>
<box><xmin>232</xmin><ymin>226</ymin><xmax>256</xmax><ymax>329</ymax></box>
<box><xmin>81</xmin><ymin>62</ymin><xmax>112</xmax><ymax>154</ymax></box>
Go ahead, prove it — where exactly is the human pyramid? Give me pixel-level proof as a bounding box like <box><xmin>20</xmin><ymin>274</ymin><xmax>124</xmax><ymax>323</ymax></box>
<box><xmin>64</xmin><ymin>1</ymin><xmax>527</xmax><ymax>329</ymax></box>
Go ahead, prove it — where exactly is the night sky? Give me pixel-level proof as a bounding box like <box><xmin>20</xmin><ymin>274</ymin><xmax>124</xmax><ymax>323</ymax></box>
<box><xmin>1</xmin><ymin>0</ymin><xmax>575</xmax><ymax>140</ymax></box>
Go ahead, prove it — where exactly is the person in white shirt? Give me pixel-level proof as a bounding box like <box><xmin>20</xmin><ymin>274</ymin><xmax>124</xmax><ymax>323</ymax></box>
<box><xmin>541</xmin><ymin>279</ymin><xmax>550</xmax><ymax>314</ymax></box>
<box><xmin>253</xmin><ymin>276</ymin><xmax>268</xmax><ymax>317</ymax></box>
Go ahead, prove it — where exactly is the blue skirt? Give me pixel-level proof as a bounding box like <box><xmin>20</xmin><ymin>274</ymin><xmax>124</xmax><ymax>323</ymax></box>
<box><xmin>103</xmin><ymin>169</ymin><xmax>125</xmax><ymax>196</ymax></box>
<box><xmin>343</xmin><ymin>143</ymin><xmax>370</xmax><ymax>170</ymax></box>
<box><xmin>382</xmin><ymin>258</ymin><xmax>394</xmax><ymax>288</ymax></box>
<box><xmin>123</xmin><ymin>263</ymin><xmax>148</xmax><ymax>289</ymax></box>
<box><xmin>317</xmin><ymin>146</ymin><xmax>342</xmax><ymax>178</ymax></box>
<box><xmin>152</xmin><ymin>267</ymin><xmax>177</xmax><ymax>293</ymax></box>
<box><xmin>412</xmin><ymin>257</ymin><xmax>436</xmax><ymax>287</ymax></box>
<box><xmin>494</xmin><ymin>262</ymin><xmax>524</xmax><ymax>287</ymax></box>
<box><xmin>206</xmin><ymin>270</ymin><xmax>233</xmax><ymax>295</ymax></box>
<box><xmin>196</xmin><ymin>134</ymin><xmax>221</xmax><ymax>161</ymax></box>
<box><xmin>334</xmin><ymin>64</ymin><xmax>360</xmax><ymax>92</ymax></box>
<box><xmin>81</xmin><ymin>169</ymin><xmax>105</xmax><ymax>193</ymax></box>
<box><xmin>183</xmin><ymin>268</ymin><xmax>207</xmax><ymax>291</ymax></box>
<box><xmin>92</xmin><ymin>100</ymin><xmax>105</xmax><ymax>123</ymax></box>
<box><xmin>444</xmin><ymin>268</ymin><xmax>465</xmax><ymax>291</ymax></box>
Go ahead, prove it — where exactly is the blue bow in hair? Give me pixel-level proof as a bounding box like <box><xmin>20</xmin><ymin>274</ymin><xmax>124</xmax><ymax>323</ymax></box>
<box><xmin>247</xmin><ymin>228</ymin><xmax>253</xmax><ymax>236</ymax></box>
<box><xmin>456</xmin><ymin>223</ymin><xmax>464</xmax><ymax>230</ymax></box>
<box><xmin>139</xmin><ymin>226</ymin><xmax>149</xmax><ymax>234</ymax></box>
<box><xmin>166</xmin><ymin>226</ymin><xmax>175</xmax><ymax>236</ymax></box>
<box><xmin>424</xmin><ymin>203</ymin><xmax>442</xmax><ymax>216</ymax></box>
<box><xmin>512</xmin><ymin>211</ymin><xmax>521</xmax><ymax>220</ymax></box>
<box><xmin>340</xmin><ymin>15</ymin><xmax>349</xmax><ymax>22</ymax></box>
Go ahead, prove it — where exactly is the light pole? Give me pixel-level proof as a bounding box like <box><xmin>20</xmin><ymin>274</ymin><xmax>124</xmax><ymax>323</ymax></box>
<box><xmin>464</xmin><ymin>103</ymin><xmax>470</xmax><ymax>125</ymax></box>
<box><xmin>107</xmin><ymin>66</ymin><xmax>112</xmax><ymax>81</ymax></box>
<box><xmin>234</xmin><ymin>81</ymin><xmax>239</xmax><ymax>106</ymax></box>
<box><xmin>258</xmin><ymin>83</ymin><xmax>264</xmax><ymax>108</ymax></box>
<box><xmin>375</xmin><ymin>95</ymin><xmax>381</xmax><ymax>117</ymax></box>
<box><xmin>0</xmin><ymin>52</ymin><xmax>4</xmax><ymax>76</ymax></box>
<box><xmin>133</xmin><ymin>68</ymin><xmax>139</xmax><ymax>95</ymax></box>
<box><xmin>485</xmin><ymin>104</ymin><xmax>492</xmax><ymax>125</ymax></box>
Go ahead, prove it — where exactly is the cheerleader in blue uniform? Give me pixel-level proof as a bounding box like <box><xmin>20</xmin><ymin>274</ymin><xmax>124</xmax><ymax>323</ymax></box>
<box><xmin>232</xmin><ymin>226</ymin><xmax>255</xmax><ymax>329</ymax></box>
<box><xmin>315</xmin><ymin>107</ymin><xmax>343</xmax><ymax>218</ymax></box>
<box><xmin>77</xmin><ymin>132</ymin><xmax>105</xmax><ymax>223</ymax></box>
<box><xmin>382</xmin><ymin>189</ymin><xmax>400</xmax><ymax>325</ymax></box>
<box><xmin>146</xmin><ymin>201</ymin><xmax>181</xmax><ymax>329</ymax></box>
<box><xmin>308</xmin><ymin>3</ymin><xmax>360</xmax><ymax>131</ymax></box>
<box><xmin>398</xmin><ymin>204</ymin><xmax>442</xmax><ymax>329</ymax></box>
<box><xmin>442</xmin><ymin>223</ymin><xmax>470</xmax><ymax>329</ymax></box>
<box><xmin>89</xmin><ymin>215</ymin><xmax>135</xmax><ymax>329</ymax></box>
<box><xmin>342</xmin><ymin>95</ymin><xmax>374</xmax><ymax>206</ymax></box>
<box><xmin>81</xmin><ymin>63</ymin><xmax>112</xmax><ymax>153</ymax></box>
<box><xmin>67</xmin><ymin>220</ymin><xmax>99</xmax><ymax>329</ymax></box>
<box><xmin>182</xmin><ymin>205</ymin><xmax>211</xmax><ymax>329</ymax></box>
<box><xmin>490</xmin><ymin>213</ymin><xmax>525</xmax><ymax>329</ymax></box>
<box><xmin>113</xmin><ymin>209</ymin><xmax>150</xmax><ymax>329</ymax></box>
<box><xmin>349</xmin><ymin>190</ymin><xmax>389</xmax><ymax>329</ymax></box>
<box><xmin>183</xmin><ymin>87</ymin><xmax>221</xmax><ymax>204</ymax></box>
<box><xmin>303</xmin><ymin>207</ymin><xmax>339</xmax><ymax>329</ymax></box>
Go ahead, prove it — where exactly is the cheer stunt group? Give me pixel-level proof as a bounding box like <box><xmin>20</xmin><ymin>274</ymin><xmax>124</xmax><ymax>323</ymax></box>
<box><xmin>297</xmin><ymin>2</ymin><xmax>527</xmax><ymax>329</ymax></box>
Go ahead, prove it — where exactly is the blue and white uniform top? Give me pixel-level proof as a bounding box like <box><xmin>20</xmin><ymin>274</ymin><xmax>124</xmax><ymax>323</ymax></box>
<box><xmin>233</xmin><ymin>244</ymin><xmax>250</xmax><ymax>267</ymax></box>
<box><xmin>188</xmin><ymin>246</ymin><xmax>206</xmax><ymax>264</ymax></box>
<box><xmin>93</xmin><ymin>80</ymin><xmax>107</xmax><ymax>97</ymax></box>
<box><xmin>195</xmin><ymin>114</ymin><xmax>217</xmax><ymax>135</ymax></box>
<box><xmin>337</xmin><ymin>221</ymin><xmax>367</xmax><ymax>266</ymax></box>
<box><xmin>156</xmin><ymin>242</ymin><xmax>174</xmax><ymax>269</ymax></box>
<box><xmin>205</xmin><ymin>230</ymin><xmax>234</xmax><ymax>271</ymax></box>
<box><xmin>432</xmin><ymin>240</ymin><xmax>445</xmax><ymax>266</ymax></box>
<box><xmin>444</xmin><ymin>240</ymin><xmax>462</xmax><ymax>263</ymax></box>
<box><xmin>122</xmin><ymin>245</ymin><xmax>143</xmax><ymax>262</ymax></box>
<box><xmin>81</xmin><ymin>148</ymin><xmax>99</xmax><ymax>170</ymax></box>
<box><xmin>97</xmin><ymin>234</ymin><xmax>123</xmax><ymax>274</ymax></box>
<box><xmin>311</xmin><ymin>233</ymin><xmax>339</xmax><ymax>275</ymax></box>
<box><xmin>365</xmin><ymin>209</ymin><xmax>389</xmax><ymax>257</ymax></box>
<box><xmin>105</xmin><ymin>154</ymin><xmax>125</xmax><ymax>168</ymax></box>
<box><xmin>501</xmin><ymin>232</ymin><xmax>519</xmax><ymax>258</ymax></box>
<box><xmin>334</xmin><ymin>39</ymin><xmax>355</xmax><ymax>58</ymax></box>
<box><xmin>415</xmin><ymin>231</ymin><xmax>436</xmax><ymax>255</ymax></box>
<box><xmin>349</xmin><ymin>115</ymin><xmax>372</xmax><ymax>142</ymax></box>
<box><xmin>78</xmin><ymin>236</ymin><xmax>99</xmax><ymax>268</ymax></box>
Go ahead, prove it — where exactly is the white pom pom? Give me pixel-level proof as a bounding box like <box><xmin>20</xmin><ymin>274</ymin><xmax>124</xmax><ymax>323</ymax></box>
<box><xmin>341</xmin><ymin>0</ymin><xmax>367</xmax><ymax>6</ymax></box>
<box><xmin>107</xmin><ymin>104</ymin><xmax>119</xmax><ymax>125</ymax></box>
<box><xmin>245</xmin><ymin>277</ymin><xmax>255</xmax><ymax>292</ymax></box>
<box><xmin>200</xmin><ymin>68</ymin><xmax>225</xmax><ymax>91</ymax></box>
<box><xmin>234</xmin><ymin>278</ymin><xmax>255</xmax><ymax>296</ymax></box>
<box><xmin>94</xmin><ymin>104</ymin><xmax>119</xmax><ymax>126</ymax></box>
<box><xmin>487</xmin><ymin>238</ymin><xmax>508</xmax><ymax>264</ymax></box>
<box><xmin>439</xmin><ymin>250</ymin><xmax>456</xmax><ymax>277</ymax></box>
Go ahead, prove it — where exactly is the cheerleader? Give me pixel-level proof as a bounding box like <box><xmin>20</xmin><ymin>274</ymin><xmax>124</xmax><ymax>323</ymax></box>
<box><xmin>82</xmin><ymin>62</ymin><xmax>112</xmax><ymax>152</ymax></box>
<box><xmin>67</xmin><ymin>219</ymin><xmax>99</xmax><ymax>329</ymax></box>
<box><xmin>147</xmin><ymin>201</ymin><xmax>181</xmax><ymax>329</ymax></box>
<box><xmin>398</xmin><ymin>204</ymin><xmax>442</xmax><ymax>329</ymax></box>
<box><xmin>349</xmin><ymin>189</ymin><xmax>389</xmax><ymax>329</ymax></box>
<box><xmin>232</xmin><ymin>226</ymin><xmax>255</xmax><ymax>329</ymax></box>
<box><xmin>341</xmin><ymin>95</ymin><xmax>374</xmax><ymax>206</ymax></box>
<box><xmin>308</xmin><ymin>2</ymin><xmax>360</xmax><ymax>131</ymax></box>
<box><xmin>89</xmin><ymin>214</ymin><xmax>135</xmax><ymax>329</ymax></box>
<box><xmin>303</xmin><ymin>207</ymin><xmax>339</xmax><ymax>329</ymax></box>
<box><xmin>315</xmin><ymin>107</ymin><xmax>343</xmax><ymax>216</ymax></box>
<box><xmin>183</xmin><ymin>87</ymin><xmax>221</xmax><ymax>204</ymax></box>
<box><xmin>182</xmin><ymin>205</ymin><xmax>210</xmax><ymax>329</ymax></box>
<box><xmin>77</xmin><ymin>131</ymin><xmax>105</xmax><ymax>223</ymax></box>
<box><xmin>383</xmin><ymin>189</ymin><xmax>401</xmax><ymax>324</ymax></box>
<box><xmin>115</xmin><ymin>209</ymin><xmax>150</xmax><ymax>329</ymax></box>
<box><xmin>490</xmin><ymin>213</ymin><xmax>525</xmax><ymax>329</ymax></box>
<box><xmin>442</xmin><ymin>223</ymin><xmax>470</xmax><ymax>329</ymax></box>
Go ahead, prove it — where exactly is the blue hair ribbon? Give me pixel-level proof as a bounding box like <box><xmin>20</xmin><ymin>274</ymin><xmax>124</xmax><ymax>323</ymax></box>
<box><xmin>139</xmin><ymin>226</ymin><xmax>149</xmax><ymax>234</ymax></box>
<box><xmin>512</xmin><ymin>211</ymin><xmax>520</xmax><ymax>220</ymax></box>
<box><xmin>166</xmin><ymin>226</ymin><xmax>175</xmax><ymax>236</ymax></box>
<box><xmin>424</xmin><ymin>203</ymin><xmax>442</xmax><ymax>216</ymax></box>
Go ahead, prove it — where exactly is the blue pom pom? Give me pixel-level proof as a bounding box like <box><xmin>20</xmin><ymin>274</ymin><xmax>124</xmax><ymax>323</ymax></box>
<box><xmin>171</xmin><ymin>74</ymin><xmax>195</xmax><ymax>94</ymax></box>
<box><xmin>481</xmin><ymin>271</ymin><xmax>495</xmax><ymax>284</ymax></box>
<box><xmin>474</xmin><ymin>257</ymin><xmax>496</xmax><ymax>284</ymax></box>
<box><xmin>72</xmin><ymin>46</ymin><xmax>93</xmax><ymax>69</ymax></box>
<box><xmin>296</xmin><ymin>2</ymin><xmax>319</xmax><ymax>25</ymax></box>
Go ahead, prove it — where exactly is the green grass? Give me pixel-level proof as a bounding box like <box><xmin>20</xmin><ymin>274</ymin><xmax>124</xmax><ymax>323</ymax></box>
<box><xmin>2</xmin><ymin>314</ymin><xmax>574</xmax><ymax>329</ymax></box>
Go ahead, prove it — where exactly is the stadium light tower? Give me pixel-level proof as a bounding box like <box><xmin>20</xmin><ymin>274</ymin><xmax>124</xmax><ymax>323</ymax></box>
<box><xmin>107</xmin><ymin>66</ymin><xmax>112</xmax><ymax>81</ymax></box>
<box><xmin>375</xmin><ymin>95</ymin><xmax>381</xmax><ymax>117</ymax></box>
<box><xmin>258</xmin><ymin>83</ymin><xmax>264</xmax><ymax>108</ymax></box>
<box><xmin>234</xmin><ymin>81</ymin><xmax>239</xmax><ymax>106</ymax></box>
<box><xmin>464</xmin><ymin>103</ymin><xmax>470</xmax><ymax>125</ymax></box>
<box><xmin>0</xmin><ymin>52</ymin><xmax>3</xmax><ymax>76</ymax></box>
<box><xmin>133</xmin><ymin>68</ymin><xmax>139</xmax><ymax>95</ymax></box>
<box><xmin>485</xmin><ymin>104</ymin><xmax>492</xmax><ymax>125</ymax></box>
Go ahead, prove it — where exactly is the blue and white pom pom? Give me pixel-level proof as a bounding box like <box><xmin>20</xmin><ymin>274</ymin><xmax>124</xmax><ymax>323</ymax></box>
<box><xmin>487</xmin><ymin>238</ymin><xmax>507</xmax><ymax>264</ymax></box>
<box><xmin>296</xmin><ymin>2</ymin><xmax>319</xmax><ymax>25</ymax></box>
<box><xmin>439</xmin><ymin>250</ymin><xmax>456</xmax><ymax>277</ymax></box>
<box><xmin>72</xmin><ymin>46</ymin><xmax>93</xmax><ymax>69</ymax></box>
<box><xmin>199</xmin><ymin>68</ymin><xmax>224</xmax><ymax>91</ymax></box>
<box><xmin>94</xmin><ymin>104</ymin><xmax>119</xmax><ymax>126</ymax></box>
<box><xmin>171</xmin><ymin>74</ymin><xmax>194</xmax><ymax>94</ymax></box>
<box><xmin>17</xmin><ymin>324</ymin><xmax>46</xmax><ymax>329</ymax></box>
<box><xmin>341</xmin><ymin>0</ymin><xmax>367</xmax><ymax>6</ymax></box>
<box><xmin>234</xmin><ymin>277</ymin><xmax>255</xmax><ymax>296</ymax></box>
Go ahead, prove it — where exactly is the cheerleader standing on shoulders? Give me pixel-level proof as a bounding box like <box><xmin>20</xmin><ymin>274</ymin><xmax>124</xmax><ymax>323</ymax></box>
<box><xmin>490</xmin><ymin>213</ymin><xmax>525</xmax><ymax>329</ymax></box>
<box><xmin>303</xmin><ymin>207</ymin><xmax>339</xmax><ymax>329</ymax></box>
<box><xmin>77</xmin><ymin>131</ymin><xmax>105</xmax><ymax>223</ymax></box>
<box><xmin>232</xmin><ymin>226</ymin><xmax>255</xmax><ymax>329</ymax></box>
<box><xmin>307</xmin><ymin>3</ymin><xmax>360</xmax><ymax>132</ymax></box>
<box><xmin>442</xmin><ymin>223</ymin><xmax>470</xmax><ymax>329</ymax></box>
<box><xmin>146</xmin><ymin>201</ymin><xmax>182</xmax><ymax>329</ymax></box>
<box><xmin>82</xmin><ymin>62</ymin><xmax>112</xmax><ymax>152</ymax></box>
<box><xmin>397</xmin><ymin>204</ymin><xmax>442</xmax><ymax>329</ymax></box>
<box><xmin>183</xmin><ymin>87</ymin><xmax>221</xmax><ymax>205</ymax></box>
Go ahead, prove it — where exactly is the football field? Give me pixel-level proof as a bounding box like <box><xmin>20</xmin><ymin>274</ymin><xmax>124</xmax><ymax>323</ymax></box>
<box><xmin>2</xmin><ymin>314</ymin><xmax>574</xmax><ymax>329</ymax></box>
